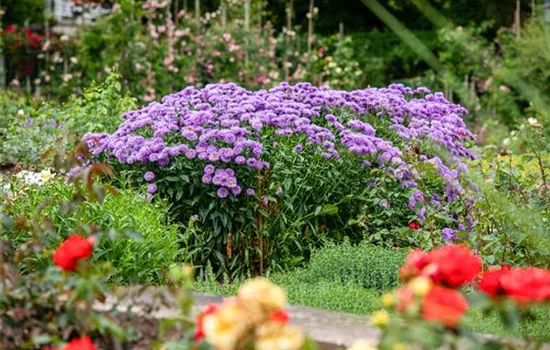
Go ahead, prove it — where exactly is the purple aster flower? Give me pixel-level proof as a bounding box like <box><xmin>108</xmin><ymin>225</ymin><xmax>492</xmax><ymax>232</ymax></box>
<box><xmin>191</xmin><ymin>214</ymin><xmax>199</xmax><ymax>220</ymax></box>
<box><xmin>379</xmin><ymin>199</ymin><xmax>389</xmax><ymax>209</ymax></box>
<box><xmin>185</xmin><ymin>149</ymin><xmax>197</xmax><ymax>159</ymax></box>
<box><xmin>231</xmin><ymin>186</ymin><xmax>242</xmax><ymax>196</ymax></box>
<box><xmin>204</xmin><ymin>164</ymin><xmax>215</xmax><ymax>174</ymax></box>
<box><xmin>442</xmin><ymin>228</ymin><xmax>457</xmax><ymax>241</ymax></box>
<box><xmin>262</xmin><ymin>196</ymin><xmax>269</xmax><ymax>206</ymax></box>
<box><xmin>226</xmin><ymin>168</ymin><xmax>235</xmax><ymax>176</ymax></box>
<box><xmin>293</xmin><ymin>144</ymin><xmax>303</xmax><ymax>153</ymax></box>
<box><xmin>213</xmin><ymin>175</ymin><xmax>222</xmax><ymax>185</ymax></box>
<box><xmin>146</xmin><ymin>193</ymin><xmax>153</xmax><ymax>201</ymax></box>
<box><xmin>217</xmin><ymin>187</ymin><xmax>229</xmax><ymax>198</ymax></box>
<box><xmin>202</xmin><ymin>174</ymin><xmax>212</xmax><ymax>184</ymax></box>
<box><xmin>276</xmin><ymin>187</ymin><xmax>283</xmax><ymax>196</ymax></box>
<box><xmin>235</xmin><ymin>156</ymin><xmax>246</xmax><ymax>165</ymax></box>
<box><xmin>226</xmin><ymin>177</ymin><xmax>238</xmax><ymax>188</ymax></box>
<box><xmin>147</xmin><ymin>183</ymin><xmax>158</xmax><ymax>194</ymax></box>
<box><xmin>144</xmin><ymin>171</ymin><xmax>156</xmax><ymax>182</ymax></box>
<box><xmin>419</xmin><ymin>207</ymin><xmax>426</xmax><ymax>221</ymax></box>
<box><xmin>246</xmin><ymin>188</ymin><xmax>255</xmax><ymax>196</ymax></box>
<box><xmin>246</xmin><ymin>158</ymin><xmax>258</xmax><ymax>167</ymax></box>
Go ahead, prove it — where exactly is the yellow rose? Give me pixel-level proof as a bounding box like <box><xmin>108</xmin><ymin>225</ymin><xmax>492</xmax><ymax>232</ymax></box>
<box><xmin>382</xmin><ymin>292</ymin><xmax>395</xmax><ymax>308</ymax></box>
<box><xmin>203</xmin><ymin>300</ymin><xmax>248</xmax><ymax>350</ymax></box>
<box><xmin>255</xmin><ymin>321</ymin><xmax>304</xmax><ymax>350</ymax></box>
<box><xmin>370</xmin><ymin>310</ymin><xmax>389</xmax><ymax>327</ymax></box>
<box><xmin>408</xmin><ymin>276</ymin><xmax>432</xmax><ymax>297</ymax></box>
<box><xmin>238</xmin><ymin>278</ymin><xmax>287</xmax><ymax>321</ymax></box>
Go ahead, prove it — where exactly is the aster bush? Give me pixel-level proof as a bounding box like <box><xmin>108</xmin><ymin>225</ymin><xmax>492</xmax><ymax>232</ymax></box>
<box><xmin>82</xmin><ymin>82</ymin><xmax>477</xmax><ymax>276</ymax></box>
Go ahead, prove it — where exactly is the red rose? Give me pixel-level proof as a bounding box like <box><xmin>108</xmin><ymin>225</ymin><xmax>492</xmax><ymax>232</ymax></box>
<box><xmin>429</xmin><ymin>244</ymin><xmax>482</xmax><ymax>288</ymax></box>
<box><xmin>399</xmin><ymin>249</ymin><xmax>432</xmax><ymax>282</ymax></box>
<box><xmin>46</xmin><ymin>335</ymin><xmax>96</xmax><ymax>350</ymax></box>
<box><xmin>408</xmin><ymin>222</ymin><xmax>420</xmax><ymax>230</ymax></box>
<box><xmin>2</xmin><ymin>24</ymin><xmax>15</xmax><ymax>35</ymax></box>
<box><xmin>52</xmin><ymin>235</ymin><xmax>93</xmax><ymax>272</ymax></box>
<box><xmin>194</xmin><ymin>303</ymin><xmax>218</xmax><ymax>341</ymax></box>
<box><xmin>422</xmin><ymin>286</ymin><xmax>468</xmax><ymax>328</ymax></box>
<box><xmin>479</xmin><ymin>266</ymin><xmax>511</xmax><ymax>297</ymax></box>
<box><xmin>501</xmin><ymin>268</ymin><xmax>550</xmax><ymax>304</ymax></box>
<box><xmin>269</xmin><ymin>309</ymin><xmax>290</xmax><ymax>324</ymax></box>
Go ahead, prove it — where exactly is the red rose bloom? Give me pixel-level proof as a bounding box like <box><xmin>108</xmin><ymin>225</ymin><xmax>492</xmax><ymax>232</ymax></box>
<box><xmin>501</xmin><ymin>268</ymin><xmax>550</xmax><ymax>304</ymax></box>
<box><xmin>399</xmin><ymin>249</ymin><xmax>432</xmax><ymax>282</ymax></box>
<box><xmin>429</xmin><ymin>244</ymin><xmax>482</xmax><ymax>288</ymax></box>
<box><xmin>52</xmin><ymin>235</ymin><xmax>93</xmax><ymax>272</ymax></box>
<box><xmin>194</xmin><ymin>303</ymin><xmax>218</xmax><ymax>341</ymax></box>
<box><xmin>422</xmin><ymin>286</ymin><xmax>468</xmax><ymax>328</ymax></box>
<box><xmin>46</xmin><ymin>335</ymin><xmax>96</xmax><ymax>350</ymax></box>
<box><xmin>479</xmin><ymin>266</ymin><xmax>511</xmax><ymax>297</ymax></box>
<box><xmin>270</xmin><ymin>309</ymin><xmax>290</xmax><ymax>324</ymax></box>
<box><xmin>408</xmin><ymin>222</ymin><xmax>421</xmax><ymax>230</ymax></box>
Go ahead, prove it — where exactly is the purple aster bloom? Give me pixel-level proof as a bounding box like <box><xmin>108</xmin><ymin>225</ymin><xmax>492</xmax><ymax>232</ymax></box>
<box><xmin>276</xmin><ymin>187</ymin><xmax>283</xmax><ymax>196</ymax></box>
<box><xmin>231</xmin><ymin>185</ymin><xmax>242</xmax><ymax>196</ymax></box>
<box><xmin>442</xmin><ymin>228</ymin><xmax>457</xmax><ymax>241</ymax></box>
<box><xmin>212</xmin><ymin>175</ymin><xmax>222</xmax><ymax>185</ymax></box>
<box><xmin>246</xmin><ymin>158</ymin><xmax>258</xmax><ymax>167</ymax></box>
<box><xmin>379</xmin><ymin>199</ymin><xmax>389</xmax><ymax>209</ymax></box>
<box><xmin>226</xmin><ymin>177</ymin><xmax>238</xmax><ymax>188</ymax></box>
<box><xmin>147</xmin><ymin>183</ymin><xmax>158</xmax><ymax>194</ymax></box>
<box><xmin>191</xmin><ymin>214</ymin><xmax>199</xmax><ymax>220</ymax></box>
<box><xmin>235</xmin><ymin>156</ymin><xmax>246</xmax><ymax>165</ymax></box>
<box><xmin>204</xmin><ymin>164</ymin><xmax>215</xmax><ymax>174</ymax></box>
<box><xmin>185</xmin><ymin>149</ymin><xmax>197</xmax><ymax>159</ymax></box>
<box><xmin>262</xmin><ymin>196</ymin><xmax>269</xmax><ymax>206</ymax></box>
<box><xmin>226</xmin><ymin>168</ymin><xmax>235</xmax><ymax>176</ymax></box>
<box><xmin>217</xmin><ymin>187</ymin><xmax>229</xmax><ymax>198</ymax></box>
<box><xmin>293</xmin><ymin>144</ymin><xmax>303</xmax><ymax>153</ymax></box>
<box><xmin>146</xmin><ymin>193</ymin><xmax>153</xmax><ymax>201</ymax></box>
<box><xmin>202</xmin><ymin>174</ymin><xmax>212</xmax><ymax>184</ymax></box>
<box><xmin>418</xmin><ymin>207</ymin><xmax>426</xmax><ymax>221</ymax></box>
<box><xmin>246</xmin><ymin>188</ymin><xmax>255</xmax><ymax>196</ymax></box>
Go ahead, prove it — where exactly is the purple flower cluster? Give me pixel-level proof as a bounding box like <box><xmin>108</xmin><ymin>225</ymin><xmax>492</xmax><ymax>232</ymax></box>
<box><xmin>83</xmin><ymin>82</ymin><xmax>475</xmax><ymax>205</ymax></box>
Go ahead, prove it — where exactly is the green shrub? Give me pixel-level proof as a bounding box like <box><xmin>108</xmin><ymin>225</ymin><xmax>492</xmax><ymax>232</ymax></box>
<box><xmin>1</xmin><ymin>176</ymin><xmax>181</xmax><ymax>284</ymax></box>
<box><xmin>0</xmin><ymin>73</ymin><xmax>136</xmax><ymax>167</ymax></box>
<box><xmin>304</xmin><ymin>240</ymin><xmax>406</xmax><ymax>291</ymax></box>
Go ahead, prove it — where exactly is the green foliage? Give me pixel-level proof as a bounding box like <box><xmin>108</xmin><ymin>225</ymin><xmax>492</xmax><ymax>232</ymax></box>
<box><xmin>469</xmin><ymin>121</ymin><xmax>550</xmax><ymax>268</ymax></box>
<box><xmin>1</xmin><ymin>177</ymin><xmax>181</xmax><ymax>284</ymax></box>
<box><xmin>0</xmin><ymin>74</ymin><xmax>136</xmax><ymax>167</ymax></box>
<box><xmin>302</xmin><ymin>240</ymin><xmax>406</xmax><ymax>291</ymax></box>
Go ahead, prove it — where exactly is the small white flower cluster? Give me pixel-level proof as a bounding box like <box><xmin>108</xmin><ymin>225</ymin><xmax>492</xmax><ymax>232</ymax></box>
<box><xmin>14</xmin><ymin>169</ymin><xmax>56</xmax><ymax>186</ymax></box>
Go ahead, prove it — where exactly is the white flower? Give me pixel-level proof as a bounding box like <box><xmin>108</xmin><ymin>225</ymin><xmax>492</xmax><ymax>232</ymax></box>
<box><xmin>17</xmin><ymin>110</ymin><xmax>25</xmax><ymax>117</ymax></box>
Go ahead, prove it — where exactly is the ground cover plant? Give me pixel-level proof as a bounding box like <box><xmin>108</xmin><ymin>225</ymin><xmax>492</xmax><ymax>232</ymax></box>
<box><xmin>80</xmin><ymin>81</ymin><xmax>478</xmax><ymax>277</ymax></box>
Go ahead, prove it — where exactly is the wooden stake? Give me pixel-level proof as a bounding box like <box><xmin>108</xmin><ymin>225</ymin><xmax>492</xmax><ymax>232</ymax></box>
<box><xmin>307</xmin><ymin>0</ymin><xmax>315</xmax><ymax>54</ymax></box>
<box><xmin>195</xmin><ymin>0</ymin><xmax>201</xmax><ymax>33</ymax></box>
<box><xmin>244</xmin><ymin>0</ymin><xmax>251</xmax><ymax>31</ymax></box>
<box><xmin>339</xmin><ymin>22</ymin><xmax>344</xmax><ymax>42</ymax></box>
<box><xmin>516</xmin><ymin>0</ymin><xmax>521</xmax><ymax>38</ymax></box>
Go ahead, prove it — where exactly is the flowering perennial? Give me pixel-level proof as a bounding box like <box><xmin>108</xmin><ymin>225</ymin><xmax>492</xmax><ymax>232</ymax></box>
<box><xmin>83</xmin><ymin>82</ymin><xmax>474</xmax><ymax>210</ymax></box>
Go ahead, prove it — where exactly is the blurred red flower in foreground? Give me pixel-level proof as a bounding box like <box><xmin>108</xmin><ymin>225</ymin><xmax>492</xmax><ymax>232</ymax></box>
<box><xmin>269</xmin><ymin>309</ymin><xmax>290</xmax><ymax>324</ymax></box>
<box><xmin>429</xmin><ymin>244</ymin><xmax>482</xmax><ymax>288</ymax></box>
<box><xmin>480</xmin><ymin>266</ymin><xmax>550</xmax><ymax>304</ymax></box>
<box><xmin>400</xmin><ymin>244</ymin><xmax>481</xmax><ymax>288</ymax></box>
<box><xmin>195</xmin><ymin>303</ymin><xmax>218</xmax><ymax>341</ymax></box>
<box><xmin>45</xmin><ymin>335</ymin><xmax>96</xmax><ymax>350</ymax></box>
<box><xmin>52</xmin><ymin>235</ymin><xmax>94</xmax><ymax>271</ymax></box>
<box><xmin>422</xmin><ymin>286</ymin><xmax>468</xmax><ymax>328</ymax></box>
<box><xmin>408</xmin><ymin>221</ymin><xmax>420</xmax><ymax>230</ymax></box>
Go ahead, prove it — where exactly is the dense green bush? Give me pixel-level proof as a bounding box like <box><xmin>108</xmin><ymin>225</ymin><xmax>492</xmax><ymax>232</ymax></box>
<box><xmin>1</xmin><ymin>176</ymin><xmax>181</xmax><ymax>284</ymax></box>
<box><xmin>0</xmin><ymin>74</ymin><xmax>136</xmax><ymax>167</ymax></box>
<box><xmin>303</xmin><ymin>240</ymin><xmax>406</xmax><ymax>291</ymax></box>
